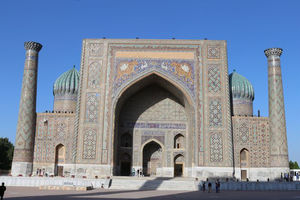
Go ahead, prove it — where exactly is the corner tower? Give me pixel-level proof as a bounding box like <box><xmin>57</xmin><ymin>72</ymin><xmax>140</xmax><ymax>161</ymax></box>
<box><xmin>264</xmin><ymin>48</ymin><xmax>289</xmax><ymax>171</ymax></box>
<box><xmin>11</xmin><ymin>41</ymin><xmax>42</xmax><ymax>176</ymax></box>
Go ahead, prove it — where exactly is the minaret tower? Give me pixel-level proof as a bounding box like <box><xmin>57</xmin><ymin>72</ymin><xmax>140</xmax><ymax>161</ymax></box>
<box><xmin>11</xmin><ymin>41</ymin><xmax>42</xmax><ymax>176</ymax></box>
<box><xmin>264</xmin><ymin>48</ymin><xmax>289</xmax><ymax>174</ymax></box>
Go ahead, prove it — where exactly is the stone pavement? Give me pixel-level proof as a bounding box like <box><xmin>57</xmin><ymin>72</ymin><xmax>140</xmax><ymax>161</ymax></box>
<box><xmin>3</xmin><ymin>187</ymin><xmax>300</xmax><ymax>200</ymax></box>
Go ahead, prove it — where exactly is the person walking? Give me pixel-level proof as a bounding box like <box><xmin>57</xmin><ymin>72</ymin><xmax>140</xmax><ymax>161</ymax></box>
<box><xmin>215</xmin><ymin>180</ymin><xmax>219</xmax><ymax>193</ymax></box>
<box><xmin>0</xmin><ymin>182</ymin><xmax>6</xmax><ymax>200</ymax></box>
<box><xmin>208</xmin><ymin>182</ymin><xmax>212</xmax><ymax>193</ymax></box>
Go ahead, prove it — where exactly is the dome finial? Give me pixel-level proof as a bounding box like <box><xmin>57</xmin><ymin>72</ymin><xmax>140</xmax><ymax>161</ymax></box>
<box><xmin>233</xmin><ymin>69</ymin><xmax>236</xmax><ymax>72</ymax></box>
<box><xmin>73</xmin><ymin>65</ymin><xmax>75</xmax><ymax>68</ymax></box>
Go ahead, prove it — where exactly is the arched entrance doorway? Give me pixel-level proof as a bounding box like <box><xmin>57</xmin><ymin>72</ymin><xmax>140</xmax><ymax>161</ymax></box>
<box><xmin>142</xmin><ymin>141</ymin><xmax>162</xmax><ymax>176</ymax></box>
<box><xmin>113</xmin><ymin>73</ymin><xmax>194</xmax><ymax>176</ymax></box>
<box><xmin>55</xmin><ymin>144</ymin><xmax>65</xmax><ymax>176</ymax></box>
<box><xmin>240</xmin><ymin>148</ymin><xmax>249</xmax><ymax>181</ymax></box>
<box><xmin>120</xmin><ymin>153</ymin><xmax>131</xmax><ymax>176</ymax></box>
<box><xmin>174</xmin><ymin>154</ymin><xmax>184</xmax><ymax>177</ymax></box>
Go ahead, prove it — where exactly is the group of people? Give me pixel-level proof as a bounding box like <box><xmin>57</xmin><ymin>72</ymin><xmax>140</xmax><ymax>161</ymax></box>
<box><xmin>202</xmin><ymin>180</ymin><xmax>221</xmax><ymax>193</ymax></box>
<box><xmin>132</xmin><ymin>168</ymin><xmax>144</xmax><ymax>177</ymax></box>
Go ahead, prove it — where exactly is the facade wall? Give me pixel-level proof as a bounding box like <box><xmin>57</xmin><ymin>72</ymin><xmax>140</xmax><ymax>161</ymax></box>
<box><xmin>32</xmin><ymin>113</ymin><xmax>75</xmax><ymax>176</ymax></box>
<box><xmin>232</xmin><ymin>116</ymin><xmax>273</xmax><ymax>180</ymax></box>
<box><xmin>232</xmin><ymin>116</ymin><xmax>270</xmax><ymax>168</ymax></box>
<box><xmin>72</xmin><ymin>39</ymin><xmax>233</xmax><ymax>178</ymax></box>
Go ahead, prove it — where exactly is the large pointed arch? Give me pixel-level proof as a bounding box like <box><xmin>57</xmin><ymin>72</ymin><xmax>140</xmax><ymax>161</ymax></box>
<box><xmin>111</xmin><ymin>71</ymin><xmax>195</xmax><ymax>176</ymax></box>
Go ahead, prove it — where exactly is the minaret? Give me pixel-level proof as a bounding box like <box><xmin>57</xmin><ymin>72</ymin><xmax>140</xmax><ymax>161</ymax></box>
<box><xmin>264</xmin><ymin>48</ymin><xmax>289</xmax><ymax>171</ymax></box>
<box><xmin>11</xmin><ymin>41</ymin><xmax>42</xmax><ymax>176</ymax></box>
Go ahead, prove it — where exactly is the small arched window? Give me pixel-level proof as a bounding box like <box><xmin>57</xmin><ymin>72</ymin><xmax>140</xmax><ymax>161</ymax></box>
<box><xmin>174</xmin><ymin>134</ymin><xmax>184</xmax><ymax>149</ymax></box>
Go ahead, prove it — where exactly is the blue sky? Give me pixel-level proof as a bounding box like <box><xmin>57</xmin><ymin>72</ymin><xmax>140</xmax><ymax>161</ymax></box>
<box><xmin>0</xmin><ymin>0</ymin><xmax>299</xmax><ymax>163</ymax></box>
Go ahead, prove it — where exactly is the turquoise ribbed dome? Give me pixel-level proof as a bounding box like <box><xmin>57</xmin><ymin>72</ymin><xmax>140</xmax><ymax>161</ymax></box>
<box><xmin>229</xmin><ymin>70</ymin><xmax>254</xmax><ymax>101</ymax></box>
<box><xmin>53</xmin><ymin>67</ymin><xmax>80</xmax><ymax>96</ymax></box>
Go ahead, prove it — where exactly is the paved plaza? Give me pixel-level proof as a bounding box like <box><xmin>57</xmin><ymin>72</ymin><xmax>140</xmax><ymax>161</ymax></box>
<box><xmin>2</xmin><ymin>187</ymin><xmax>300</xmax><ymax>200</ymax></box>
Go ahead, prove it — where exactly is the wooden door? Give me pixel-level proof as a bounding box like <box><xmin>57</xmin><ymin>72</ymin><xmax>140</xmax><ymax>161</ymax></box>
<box><xmin>241</xmin><ymin>170</ymin><xmax>247</xmax><ymax>180</ymax></box>
<box><xmin>57</xmin><ymin>166</ymin><xmax>64</xmax><ymax>176</ymax></box>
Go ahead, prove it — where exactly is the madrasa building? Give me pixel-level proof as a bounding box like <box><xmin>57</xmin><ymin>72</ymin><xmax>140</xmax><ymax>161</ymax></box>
<box><xmin>11</xmin><ymin>39</ymin><xmax>289</xmax><ymax>181</ymax></box>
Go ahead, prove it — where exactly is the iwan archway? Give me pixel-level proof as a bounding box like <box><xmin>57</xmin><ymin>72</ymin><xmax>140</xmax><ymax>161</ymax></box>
<box><xmin>113</xmin><ymin>73</ymin><xmax>195</xmax><ymax>177</ymax></box>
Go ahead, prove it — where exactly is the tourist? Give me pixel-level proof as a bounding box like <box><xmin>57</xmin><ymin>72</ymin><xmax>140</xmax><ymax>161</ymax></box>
<box><xmin>202</xmin><ymin>182</ymin><xmax>205</xmax><ymax>192</ymax></box>
<box><xmin>217</xmin><ymin>180</ymin><xmax>221</xmax><ymax>193</ymax></box>
<box><xmin>215</xmin><ymin>180</ymin><xmax>220</xmax><ymax>193</ymax></box>
<box><xmin>0</xmin><ymin>182</ymin><xmax>6</xmax><ymax>200</ymax></box>
<box><xmin>296</xmin><ymin>173</ymin><xmax>299</xmax><ymax>181</ymax></box>
<box><xmin>208</xmin><ymin>182</ymin><xmax>212</xmax><ymax>193</ymax></box>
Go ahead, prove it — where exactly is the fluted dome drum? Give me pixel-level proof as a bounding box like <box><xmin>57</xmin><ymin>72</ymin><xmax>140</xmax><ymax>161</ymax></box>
<box><xmin>229</xmin><ymin>70</ymin><xmax>254</xmax><ymax>116</ymax></box>
<box><xmin>53</xmin><ymin>67</ymin><xmax>80</xmax><ymax>112</ymax></box>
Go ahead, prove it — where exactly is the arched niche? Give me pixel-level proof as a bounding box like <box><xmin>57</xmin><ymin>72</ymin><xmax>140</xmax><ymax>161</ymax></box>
<box><xmin>174</xmin><ymin>134</ymin><xmax>185</xmax><ymax>149</ymax></box>
<box><xmin>112</xmin><ymin>73</ymin><xmax>194</xmax><ymax>176</ymax></box>
<box><xmin>142</xmin><ymin>140</ymin><xmax>163</xmax><ymax>176</ymax></box>
<box><xmin>55</xmin><ymin>144</ymin><xmax>65</xmax><ymax>176</ymax></box>
<box><xmin>240</xmin><ymin>148</ymin><xmax>250</xmax><ymax>181</ymax></box>
<box><xmin>174</xmin><ymin>154</ymin><xmax>184</xmax><ymax>177</ymax></box>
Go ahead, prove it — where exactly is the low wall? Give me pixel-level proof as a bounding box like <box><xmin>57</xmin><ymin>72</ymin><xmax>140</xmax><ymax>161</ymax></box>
<box><xmin>198</xmin><ymin>181</ymin><xmax>300</xmax><ymax>191</ymax></box>
<box><xmin>0</xmin><ymin>176</ymin><xmax>111</xmax><ymax>189</ymax></box>
<box><xmin>1</xmin><ymin>176</ymin><xmax>300</xmax><ymax>191</ymax></box>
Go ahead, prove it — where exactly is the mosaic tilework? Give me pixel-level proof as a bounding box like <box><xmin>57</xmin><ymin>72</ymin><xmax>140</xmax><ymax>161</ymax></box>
<box><xmin>124</xmin><ymin>122</ymin><xmax>186</xmax><ymax>130</ymax></box>
<box><xmin>56</xmin><ymin>121</ymin><xmax>66</xmax><ymax>138</ymax></box>
<box><xmin>232</xmin><ymin>117</ymin><xmax>270</xmax><ymax>168</ymax></box>
<box><xmin>209</xmin><ymin>99</ymin><xmax>222</xmax><ymax>127</ymax></box>
<box><xmin>268</xmin><ymin>65</ymin><xmax>288</xmax><ymax>166</ymax></box>
<box><xmin>85</xmin><ymin>93</ymin><xmax>100</xmax><ymax>123</ymax></box>
<box><xmin>88</xmin><ymin>61</ymin><xmax>101</xmax><ymax>89</ymax></box>
<box><xmin>208</xmin><ymin>65</ymin><xmax>221</xmax><ymax>93</ymax></box>
<box><xmin>14</xmin><ymin>68</ymin><xmax>37</xmax><ymax>162</ymax></box>
<box><xmin>239</xmin><ymin>122</ymin><xmax>249</xmax><ymax>143</ymax></box>
<box><xmin>210</xmin><ymin>132</ymin><xmax>223</xmax><ymax>162</ymax></box>
<box><xmin>33</xmin><ymin>114</ymin><xmax>75</xmax><ymax>165</ymax></box>
<box><xmin>83</xmin><ymin>128</ymin><xmax>97</xmax><ymax>159</ymax></box>
<box><xmin>207</xmin><ymin>46</ymin><xmax>221</xmax><ymax>59</ymax></box>
<box><xmin>88</xmin><ymin>43</ymin><xmax>103</xmax><ymax>57</ymax></box>
<box><xmin>113</xmin><ymin>58</ymin><xmax>195</xmax><ymax>99</ymax></box>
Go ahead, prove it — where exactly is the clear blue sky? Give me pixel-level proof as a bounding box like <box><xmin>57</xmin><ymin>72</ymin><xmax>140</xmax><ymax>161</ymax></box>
<box><xmin>0</xmin><ymin>0</ymin><xmax>299</xmax><ymax>163</ymax></box>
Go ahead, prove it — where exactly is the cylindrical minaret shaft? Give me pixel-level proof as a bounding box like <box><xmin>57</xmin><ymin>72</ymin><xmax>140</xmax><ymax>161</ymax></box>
<box><xmin>11</xmin><ymin>41</ymin><xmax>42</xmax><ymax>176</ymax></box>
<box><xmin>264</xmin><ymin>48</ymin><xmax>289</xmax><ymax>170</ymax></box>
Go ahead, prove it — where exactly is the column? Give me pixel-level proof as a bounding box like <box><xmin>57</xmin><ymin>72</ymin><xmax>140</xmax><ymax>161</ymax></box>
<box><xmin>11</xmin><ymin>41</ymin><xmax>42</xmax><ymax>176</ymax></box>
<box><xmin>264</xmin><ymin>48</ymin><xmax>289</xmax><ymax>169</ymax></box>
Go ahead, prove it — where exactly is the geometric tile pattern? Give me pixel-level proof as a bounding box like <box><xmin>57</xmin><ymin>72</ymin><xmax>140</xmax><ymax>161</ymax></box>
<box><xmin>82</xmin><ymin>128</ymin><xmax>97</xmax><ymax>159</ymax></box>
<box><xmin>232</xmin><ymin>117</ymin><xmax>270</xmax><ymax>168</ymax></box>
<box><xmin>268</xmin><ymin>66</ymin><xmax>288</xmax><ymax>165</ymax></box>
<box><xmin>239</xmin><ymin>122</ymin><xmax>249</xmax><ymax>143</ymax></box>
<box><xmin>209</xmin><ymin>99</ymin><xmax>222</xmax><ymax>127</ymax></box>
<box><xmin>14</xmin><ymin>68</ymin><xmax>37</xmax><ymax>162</ymax></box>
<box><xmin>33</xmin><ymin>114</ymin><xmax>75</xmax><ymax>165</ymax></box>
<box><xmin>85</xmin><ymin>93</ymin><xmax>100</xmax><ymax>123</ymax></box>
<box><xmin>208</xmin><ymin>65</ymin><xmax>221</xmax><ymax>93</ymax></box>
<box><xmin>210</xmin><ymin>132</ymin><xmax>223</xmax><ymax>162</ymax></box>
<box><xmin>88</xmin><ymin>62</ymin><xmax>101</xmax><ymax>89</ymax></box>
<box><xmin>207</xmin><ymin>46</ymin><xmax>220</xmax><ymax>59</ymax></box>
<box><xmin>88</xmin><ymin>43</ymin><xmax>103</xmax><ymax>57</ymax></box>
